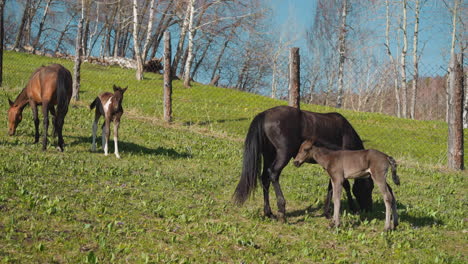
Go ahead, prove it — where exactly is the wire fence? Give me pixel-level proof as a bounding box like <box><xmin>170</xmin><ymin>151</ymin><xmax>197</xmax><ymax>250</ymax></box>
<box><xmin>1</xmin><ymin>49</ymin><xmax>466</xmax><ymax>169</ymax></box>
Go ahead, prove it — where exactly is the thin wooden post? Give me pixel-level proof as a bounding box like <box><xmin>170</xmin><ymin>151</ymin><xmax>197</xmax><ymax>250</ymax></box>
<box><xmin>289</xmin><ymin>47</ymin><xmax>300</xmax><ymax>109</ymax></box>
<box><xmin>163</xmin><ymin>31</ymin><xmax>172</xmax><ymax>123</ymax></box>
<box><xmin>447</xmin><ymin>53</ymin><xmax>464</xmax><ymax>170</ymax></box>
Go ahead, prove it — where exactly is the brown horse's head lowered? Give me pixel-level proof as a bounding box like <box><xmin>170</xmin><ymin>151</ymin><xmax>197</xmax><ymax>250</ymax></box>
<box><xmin>7</xmin><ymin>98</ymin><xmax>23</xmax><ymax>136</ymax></box>
<box><xmin>6</xmin><ymin>64</ymin><xmax>73</xmax><ymax>151</ymax></box>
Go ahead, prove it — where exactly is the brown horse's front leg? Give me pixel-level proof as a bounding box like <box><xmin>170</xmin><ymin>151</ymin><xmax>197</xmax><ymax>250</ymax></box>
<box><xmin>42</xmin><ymin>101</ymin><xmax>50</xmax><ymax>150</ymax></box>
<box><xmin>30</xmin><ymin>101</ymin><xmax>40</xmax><ymax>143</ymax></box>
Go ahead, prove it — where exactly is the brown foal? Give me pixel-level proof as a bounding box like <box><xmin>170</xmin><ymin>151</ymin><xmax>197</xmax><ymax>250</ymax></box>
<box><xmin>90</xmin><ymin>85</ymin><xmax>127</xmax><ymax>158</ymax></box>
<box><xmin>293</xmin><ymin>138</ymin><xmax>400</xmax><ymax>231</ymax></box>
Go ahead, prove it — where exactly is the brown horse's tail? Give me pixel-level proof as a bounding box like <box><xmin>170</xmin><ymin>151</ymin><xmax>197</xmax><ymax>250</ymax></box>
<box><xmin>233</xmin><ymin>112</ymin><xmax>266</xmax><ymax>205</ymax></box>
<box><xmin>89</xmin><ymin>98</ymin><xmax>99</xmax><ymax>110</ymax></box>
<box><xmin>56</xmin><ymin>67</ymin><xmax>72</xmax><ymax>116</ymax></box>
<box><xmin>387</xmin><ymin>156</ymin><xmax>400</xmax><ymax>185</ymax></box>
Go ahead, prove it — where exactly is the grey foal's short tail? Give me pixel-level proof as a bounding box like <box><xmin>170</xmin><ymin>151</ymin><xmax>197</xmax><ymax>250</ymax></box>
<box><xmin>387</xmin><ymin>156</ymin><xmax>400</xmax><ymax>185</ymax></box>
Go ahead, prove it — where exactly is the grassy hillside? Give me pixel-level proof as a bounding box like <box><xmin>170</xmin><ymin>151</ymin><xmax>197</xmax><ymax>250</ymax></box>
<box><xmin>0</xmin><ymin>51</ymin><xmax>466</xmax><ymax>263</ymax></box>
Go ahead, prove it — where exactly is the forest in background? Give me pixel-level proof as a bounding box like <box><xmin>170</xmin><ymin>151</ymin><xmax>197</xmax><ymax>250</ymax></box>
<box><xmin>1</xmin><ymin>0</ymin><xmax>466</xmax><ymax>122</ymax></box>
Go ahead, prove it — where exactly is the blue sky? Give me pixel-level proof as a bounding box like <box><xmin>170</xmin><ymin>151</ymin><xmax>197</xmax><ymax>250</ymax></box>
<box><xmin>265</xmin><ymin>0</ymin><xmax>458</xmax><ymax>72</ymax></box>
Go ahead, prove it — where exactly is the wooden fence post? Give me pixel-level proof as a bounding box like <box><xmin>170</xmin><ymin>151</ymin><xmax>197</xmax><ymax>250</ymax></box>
<box><xmin>447</xmin><ymin>53</ymin><xmax>464</xmax><ymax>170</ymax></box>
<box><xmin>289</xmin><ymin>47</ymin><xmax>300</xmax><ymax>109</ymax></box>
<box><xmin>163</xmin><ymin>31</ymin><xmax>172</xmax><ymax>123</ymax></box>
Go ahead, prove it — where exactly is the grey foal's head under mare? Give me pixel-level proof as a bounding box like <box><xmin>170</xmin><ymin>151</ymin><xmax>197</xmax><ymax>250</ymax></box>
<box><xmin>90</xmin><ymin>85</ymin><xmax>128</xmax><ymax>158</ymax></box>
<box><xmin>294</xmin><ymin>138</ymin><xmax>400</xmax><ymax>231</ymax></box>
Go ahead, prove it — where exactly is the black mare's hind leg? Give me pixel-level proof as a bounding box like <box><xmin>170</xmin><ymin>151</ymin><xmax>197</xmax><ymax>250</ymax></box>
<box><xmin>268</xmin><ymin>152</ymin><xmax>291</xmax><ymax>223</ymax></box>
<box><xmin>261</xmin><ymin>155</ymin><xmax>273</xmax><ymax>218</ymax></box>
<box><xmin>30</xmin><ymin>101</ymin><xmax>40</xmax><ymax>143</ymax></box>
<box><xmin>353</xmin><ymin>178</ymin><xmax>374</xmax><ymax>212</ymax></box>
<box><xmin>324</xmin><ymin>179</ymin><xmax>356</xmax><ymax>219</ymax></box>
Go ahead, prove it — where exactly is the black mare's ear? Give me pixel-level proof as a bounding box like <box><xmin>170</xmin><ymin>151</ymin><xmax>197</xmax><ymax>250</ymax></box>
<box><xmin>122</xmin><ymin>86</ymin><xmax>128</xmax><ymax>93</ymax></box>
<box><xmin>113</xmin><ymin>84</ymin><xmax>118</xmax><ymax>91</ymax></box>
<box><xmin>8</xmin><ymin>98</ymin><xmax>14</xmax><ymax>106</ymax></box>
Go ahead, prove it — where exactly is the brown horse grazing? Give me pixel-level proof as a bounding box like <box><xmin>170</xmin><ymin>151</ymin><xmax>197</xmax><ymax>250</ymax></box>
<box><xmin>233</xmin><ymin>105</ymin><xmax>374</xmax><ymax>223</ymax></box>
<box><xmin>293</xmin><ymin>138</ymin><xmax>400</xmax><ymax>231</ymax></box>
<box><xmin>7</xmin><ymin>64</ymin><xmax>72</xmax><ymax>151</ymax></box>
<box><xmin>90</xmin><ymin>85</ymin><xmax>127</xmax><ymax>158</ymax></box>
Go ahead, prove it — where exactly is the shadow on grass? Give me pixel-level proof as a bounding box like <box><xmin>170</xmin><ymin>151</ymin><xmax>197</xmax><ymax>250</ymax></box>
<box><xmin>284</xmin><ymin>200</ymin><xmax>443</xmax><ymax>228</ymax></box>
<box><xmin>67</xmin><ymin>135</ymin><xmax>192</xmax><ymax>159</ymax></box>
<box><xmin>362</xmin><ymin>201</ymin><xmax>444</xmax><ymax>227</ymax></box>
<box><xmin>183</xmin><ymin>117</ymin><xmax>248</xmax><ymax>126</ymax></box>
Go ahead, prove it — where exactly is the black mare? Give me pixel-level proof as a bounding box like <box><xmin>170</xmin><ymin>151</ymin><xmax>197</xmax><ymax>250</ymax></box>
<box><xmin>233</xmin><ymin>105</ymin><xmax>374</xmax><ymax>221</ymax></box>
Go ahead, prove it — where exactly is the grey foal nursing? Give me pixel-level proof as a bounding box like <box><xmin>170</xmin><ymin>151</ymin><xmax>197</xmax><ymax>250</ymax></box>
<box><xmin>294</xmin><ymin>138</ymin><xmax>400</xmax><ymax>231</ymax></box>
<box><xmin>90</xmin><ymin>85</ymin><xmax>127</xmax><ymax>158</ymax></box>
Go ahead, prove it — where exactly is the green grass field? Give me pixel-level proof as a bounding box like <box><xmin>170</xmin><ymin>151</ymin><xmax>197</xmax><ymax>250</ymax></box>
<box><xmin>0</xmin><ymin>51</ymin><xmax>466</xmax><ymax>263</ymax></box>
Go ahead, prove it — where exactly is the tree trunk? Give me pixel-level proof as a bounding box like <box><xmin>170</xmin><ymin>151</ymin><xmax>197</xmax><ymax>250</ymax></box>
<box><xmin>336</xmin><ymin>0</ymin><xmax>348</xmax><ymax>109</ymax></box>
<box><xmin>183</xmin><ymin>0</ymin><xmax>195</xmax><ymax>88</ymax></box>
<box><xmin>191</xmin><ymin>37</ymin><xmax>213</xmax><ymax>79</ymax></box>
<box><xmin>385</xmin><ymin>0</ymin><xmax>401</xmax><ymax>118</ymax></box>
<box><xmin>163</xmin><ymin>31</ymin><xmax>172</xmax><ymax>123</ymax></box>
<box><xmin>288</xmin><ymin>47</ymin><xmax>300</xmax><ymax>109</ymax></box>
<box><xmin>149</xmin><ymin>1</ymin><xmax>174</xmax><ymax>59</ymax></box>
<box><xmin>410</xmin><ymin>0</ymin><xmax>420</xmax><ymax>120</ymax></box>
<box><xmin>73</xmin><ymin>0</ymin><xmax>85</xmax><ymax>101</ymax></box>
<box><xmin>54</xmin><ymin>16</ymin><xmax>74</xmax><ymax>54</ymax></box>
<box><xmin>210</xmin><ymin>38</ymin><xmax>229</xmax><ymax>84</ymax></box>
<box><xmin>172</xmin><ymin>4</ymin><xmax>191</xmax><ymax>75</ymax></box>
<box><xmin>400</xmin><ymin>0</ymin><xmax>408</xmax><ymax>118</ymax></box>
<box><xmin>133</xmin><ymin>0</ymin><xmax>144</xmax><ymax>80</ymax></box>
<box><xmin>142</xmin><ymin>0</ymin><xmax>157</xmax><ymax>61</ymax></box>
<box><xmin>113</xmin><ymin>0</ymin><xmax>121</xmax><ymax>57</ymax></box>
<box><xmin>13</xmin><ymin>0</ymin><xmax>31</xmax><ymax>50</ymax></box>
<box><xmin>447</xmin><ymin>53</ymin><xmax>464</xmax><ymax>170</ymax></box>
<box><xmin>32</xmin><ymin>0</ymin><xmax>52</xmax><ymax>53</ymax></box>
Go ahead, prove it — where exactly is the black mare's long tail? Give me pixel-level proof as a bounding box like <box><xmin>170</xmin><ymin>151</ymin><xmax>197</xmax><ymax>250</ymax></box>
<box><xmin>233</xmin><ymin>112</ymin><xmax>266</xmax><ymax>205</ymax></box>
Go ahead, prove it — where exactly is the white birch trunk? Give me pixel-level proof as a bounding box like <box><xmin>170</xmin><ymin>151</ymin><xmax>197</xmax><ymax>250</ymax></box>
<box><xmin>336</xmin><ymin>0</ymin><xmax>348</xmax><ymax>108</ymax></box>
<box><xmin>385</xmin><ymin>0</ymin><xmax>401</xmax><ymax>118</ymax></box>
<box><xmin>133</xmin><ymin>0</ymin><xmax>144</xmax><ymax>81</ymax></box>
<box><xmin>142</xmin><ymin>0</ymin><xmax>156</xmax><ymax>61</ymax></box>
<box><xmin>447</xmin><ymin>0</ymin><xmax>459</xmax><ymax>122</ymax></box>
<box><xmin>400</xmin><ymin>0</ymin><xmax>408</xmax><ymax>118</ymax></box>
<box><xmin>183</xmin><ymin>0</ymin><xmax>195</xmax><ymax>88</ymax></box>
<box><xmin>32</xmin><ymin>0</ymin><xmax>52</xmax><ymax>53</ymax></box>
<box><xmin>172</xmin><ymin>4</ymin><xmax>191</xmax><ymax>75</ymax></box>
<box><xmin>73</xmin><ymin>0</ymin><xmax>85</xmax><ymax>101</ymax></box>
<box><xmin>410</xmin><ymin>0</ymin><xmax>420</xmax><ymax>120</ymax></box>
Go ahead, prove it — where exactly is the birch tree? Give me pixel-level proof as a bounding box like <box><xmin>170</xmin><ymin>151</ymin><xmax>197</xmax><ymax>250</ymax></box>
<box><xmin>32</xmin><ymin>0</ymin><xmax>53</xmax><ymax>53</ymax></box>
<box><xmin>132</xmin><ymin>0</ymin><xmax>144</xmax><ymax>80</ymax></box>
<box><xmin>385</xmin><ymin>0</ymin><xmax>401</xmax><ymax>117</ymax></box>
<box><xmin>336</xmin><ymin>0</ymin><xmax>348</xmax><ymax>108</ymax></box>
<box><xmin>410</xmin><ymin>0</ymin><xmax>422</xmax><ymax>119</ymax></box>
<box><xmin>73</xmin><ymin>0</ymin><xmax>85</xmax><ymax>101</ymax></box>
<box><xmin>13</xmin><ymin>0</ymin><xmax>31</xmax><ymax>49</ymax></box>
<box><xmin>183</xmin><ymin>0</ymin><xmax>195</xmax><ymax>87</ymax></box>
<box><xmin>400</xmin><ymin>0</ymin><xmax>408</xmax><ymax>118</ymax></box>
